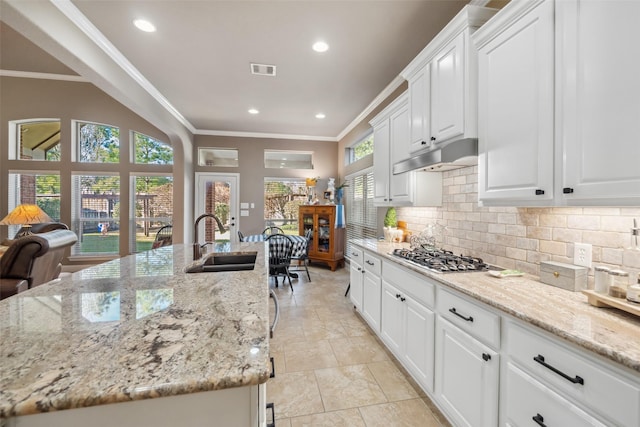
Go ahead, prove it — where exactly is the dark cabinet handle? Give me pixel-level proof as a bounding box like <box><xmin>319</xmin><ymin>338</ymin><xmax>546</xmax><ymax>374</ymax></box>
<box><xmin>396</xmin><ymin>294</ymin><xmax>401</xmax><ymax>299</ymax></box>
<box><xmin>535</xmin><ymin>189</ymin><xmax>545</xmax><ymax>195</ymax></box>
<box><xmin>357</xmin><ymin>267</ymin><xmax>361</xmax><ymax>271</ymax></box>
<box><xmin>532</xmin><ymin>413</ymin><xmax>546</xmax><ymax>427</ymax></box>
<box><xmin>421</xmin><ymin>140</ymin><xmax>427</xmax><ymax>145</ymax></box>
<box><xmin>270</xmin><ymin>356</ymin><xmax>275</xmax><ymax>378</ymax></box>
<box><xmin>482</xmin><ymin>353</ymin><xmax>491</xmax><ymax>361</ymax></box>
<box><xmin>533</xmin><ymin>355</ymin><xmax>584</xmax><ymax>385</ymax></box>
<box><xmin>400</xmin><ymin>297</ymin><xmax>406</xmax><ymax>302</ymax></box>
<box><xmin>563</xmin><ymin>187</ymin><xmax>574</xmax><ymax>194</ymax></box>
<box><xmin>361</xmin><ymin>270</ymin><xmax>365</xmax><ymax>274</ymax></box>
<box><xmin>366</xmin><ymin>260</ymin><xmax>375</xmax><ymax>266</ymax></box>
<box><xmin>266</xmin><ymin>402</ymin><xmax>276</xmax><ymax>427</ymax></box>
<box><xmin>449</xmin><ymin>307</ymin><xmax>474</xmax><ymax>322</ymax></box>
<box><xmin>352</xmin><ymin>252</ymin><xmax>359</xmax><ymax>257</ymax></box>
<box><xmin>430</xmin><ymin>136</ymin><xmax>436</xmax><ymax>141</ymax></box>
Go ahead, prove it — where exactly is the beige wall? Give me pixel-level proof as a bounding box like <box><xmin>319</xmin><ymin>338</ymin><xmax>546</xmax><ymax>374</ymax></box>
<box><xmin>0</xmin><ymin>76</ymin><xmax>183</xmax><ymax>253</ymax></box>
<box><xmin>397</xmin><ymin>165</ymin><xmax>640</xmax><ymax>284</ymax></box>
<box><xmin>194</xmin><ymin>135</ymin><xmax>338</xmax><ymax>235</ymax></box>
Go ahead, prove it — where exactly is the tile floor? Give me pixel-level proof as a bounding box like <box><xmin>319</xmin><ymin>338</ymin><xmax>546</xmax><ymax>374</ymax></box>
<box><xmin>268</xmin><ymin>264</ymin><xmax>452</xmax><ymax>427</ymax></box>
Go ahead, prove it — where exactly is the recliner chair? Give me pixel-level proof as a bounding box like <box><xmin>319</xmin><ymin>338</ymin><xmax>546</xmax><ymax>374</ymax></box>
<box><xmin>13</xmin><ymin>222</ymin><xmax>69</xmax><ymax>239</ymax></box>
<box><xmin>0</xmin><ymin>229</ymin><xmax>78</xmax><ymax>300</ymax></box>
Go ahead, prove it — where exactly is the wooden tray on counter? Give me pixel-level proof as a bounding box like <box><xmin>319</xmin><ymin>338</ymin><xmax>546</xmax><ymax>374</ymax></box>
<box><xmin>582</xmin><ymin>290</ymin><xmax>640</xmax><ymax>318</ymax></box>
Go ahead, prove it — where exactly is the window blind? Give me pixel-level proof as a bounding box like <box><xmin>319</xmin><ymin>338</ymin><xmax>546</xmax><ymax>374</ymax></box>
<box><xmin>345</xmin><ymin>168</ymin><xmax>376</xmax><ymax>258</ymax></box>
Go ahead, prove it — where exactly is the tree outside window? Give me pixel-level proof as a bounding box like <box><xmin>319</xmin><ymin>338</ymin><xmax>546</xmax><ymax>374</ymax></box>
<box><xmin>77</xmin><ymin>122</ymin><xmax>120</xmax><ymax>163</ymax></box>
<box><xmin>264</xmin><ymin>179</ymin><xmax>307</xmax><ymax>233</ymax></box>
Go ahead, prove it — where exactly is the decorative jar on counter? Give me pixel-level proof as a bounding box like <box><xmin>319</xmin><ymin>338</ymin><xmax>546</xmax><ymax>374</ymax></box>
<box><xmin>608</xmin><ymin>269</ymin><xmax>629</xmax><ymax>299</ymax></box>
<box><xmin>594</xmin><ymin>266</ymin><xmax>611</xmax><ymax>294</ymax></box>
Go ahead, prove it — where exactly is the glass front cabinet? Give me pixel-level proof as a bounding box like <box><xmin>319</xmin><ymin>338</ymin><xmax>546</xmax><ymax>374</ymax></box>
<box><xmin>299</xmin><ymin>205</ymin><xmax>345</xmax><ymax>271</ymax></box>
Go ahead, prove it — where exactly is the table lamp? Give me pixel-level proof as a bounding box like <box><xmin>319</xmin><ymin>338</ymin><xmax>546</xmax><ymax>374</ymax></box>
<box><xmin>0</xmin><ymin>204</ymin><xmax>52</xmax><ymax>238</ymax></box>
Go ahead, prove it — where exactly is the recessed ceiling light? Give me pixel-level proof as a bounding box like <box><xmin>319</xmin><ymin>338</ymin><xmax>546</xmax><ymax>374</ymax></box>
<box><xmin>248</xmin><ymin>108</ymin><xmax>259</xmax><ymax>115</ymax></box>
<box><xmin>315</xmin><ymin>113</ymin><xmax>326</xmax><ymax>119</ymax></box>
<box><xmin>312</xmin><ymin>41</ymin><xmax>329</xmax><ymax>53</ymax></box>
<box><xmin>133</xmin><ymin>19</ymin><xmax>156</xmax><ymax>33</ymax></box>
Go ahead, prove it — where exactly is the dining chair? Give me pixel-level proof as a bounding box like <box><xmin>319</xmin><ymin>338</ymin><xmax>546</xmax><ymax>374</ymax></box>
<box><xmin>266</xmin><ymin>233</ymin><xmax>294</xmax><ymax>292</ymax></box>
<box><xmin>290</xmin><ymin>229</ymin><xmax>312</xmax><ymax>281</ymax></box>
<box><xmin>262</xmin><ymin>226</ymin><xmax>284</xmax><ymax>236</ymax></box>
<box><xmin>238</xmin><ymin>230</ymin><xmax>245</xmax><ymax>242</ymax></box>
<box><xmin>151</xmin><ymin>225</ymin><xmax>173</xmax><ymax>249</ymax></box>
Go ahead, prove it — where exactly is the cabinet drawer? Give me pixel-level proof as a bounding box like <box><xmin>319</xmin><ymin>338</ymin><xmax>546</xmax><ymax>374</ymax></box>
<box><xmin>363</xmin><ymin>252</ymin><xmax>381</xmax><ymax>276</ymax></box>
<box><xmin>315</xmin><ymin>207</ymin><xmax>333</xmax><ymax>215</ymax></box>
<box><xmin>504</xmin><ymin>362</ymin><xmax>607</xmax><ymax>427</ymax></box>
<box><xmin>506</xmin><ymin>321</ymin><xmax>640</xmax><ymax>427</ymax></box>
<box><xmin>383</xmin><ymin>261</ymin><xmax>434</xmax><ymax>308</ymax></box>
<box><xmin>349</xmin><ymin>247</ymin><xmax>363</xmax><ymax>261</ymax></box>
<box><xmin>437</xmin><ymin>288</ymin><xmax>500</xmax><ymax>349</ymax></box>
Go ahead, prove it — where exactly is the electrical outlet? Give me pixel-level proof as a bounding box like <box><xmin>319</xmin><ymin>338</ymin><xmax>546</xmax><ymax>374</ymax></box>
<box><xmin>574</xmin><ymin>243</ymin><xmax>592</xmax><ymax>268</ymax></box>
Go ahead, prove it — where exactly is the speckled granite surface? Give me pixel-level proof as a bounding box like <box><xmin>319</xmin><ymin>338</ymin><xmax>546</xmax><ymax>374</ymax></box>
<box><xmin>353</xmin><ymin>239</ymin><xmax>640</xmax><ymax>374</ymax></box>
<box><xmin>0</xmin><ymin>243</ymin><xmax>271</xmax><ymax>418</ymax></box>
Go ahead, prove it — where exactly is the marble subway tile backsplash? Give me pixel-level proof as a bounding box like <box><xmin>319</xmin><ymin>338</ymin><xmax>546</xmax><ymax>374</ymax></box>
<box><xmin>397</xmin><ymin>166</ymin><xmax>640</xmax><ymax>281</ymax></box>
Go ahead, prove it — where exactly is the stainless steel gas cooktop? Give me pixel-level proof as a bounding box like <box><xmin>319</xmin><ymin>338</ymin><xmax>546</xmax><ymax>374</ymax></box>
<box><xmin>390</xmin><ymin>247</ymin><xmax>495</xmax><ymax>273</ymax></box>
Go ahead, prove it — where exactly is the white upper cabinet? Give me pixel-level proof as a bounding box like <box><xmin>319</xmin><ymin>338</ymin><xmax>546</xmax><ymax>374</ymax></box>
<box><xmin>475</xmin><ymin>0</ymin><xmax>554</xmax><ymax>204</ymax></box>
<box><xmin>431</xmin><ymin>32</ymin><xmax>465</xmax><ymax>143</ymax></box>
<box><xmin>403</xmin><ymin>6</ymin><xmax>497</xmax><ymax>153</ymax></box>
<box><xmin>475</xmin><ymin>0</ymin><xmax>640</xmax><ymax>206</ymax></box>
<box><xmin>371</xmin><ymin>92</ymin><xmax>415</xmax><ymax>206</ymax></box>
<box><xmin>557</xmin><ymin>0</ymin><xmax>640</xmax><ymax>205</ymax></box>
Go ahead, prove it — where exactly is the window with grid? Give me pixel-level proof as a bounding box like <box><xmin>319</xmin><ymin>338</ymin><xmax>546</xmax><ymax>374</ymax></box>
<box><xmin>131</xmin><ymin>175</ymin><xmax>173</xmax><ymax>253</ymax></box>
<box><xmin>264</xmin><ymin>178</ymin><xmax>307</xmax><ymax>234</ymax></box>
<box><xmin>345</xmin><ymin>168</ymin><xmax>376</xmax><ymax>257</ymax></box>
<box><xmin>71</xmin><ymin>174</ymin><xmax>120</xmax><ymax>255</ymax></box>
<box><xmin>6</xmin><ymin>172</ymin><xmax>61</xmax><ymax>237</ymax></box>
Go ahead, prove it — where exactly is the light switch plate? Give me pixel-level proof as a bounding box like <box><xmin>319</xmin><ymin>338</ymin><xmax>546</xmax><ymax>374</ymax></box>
<box><xmin>574</xmin><ymin>243</ymin><xmax>592</xmax><ymax>268</ymax></box>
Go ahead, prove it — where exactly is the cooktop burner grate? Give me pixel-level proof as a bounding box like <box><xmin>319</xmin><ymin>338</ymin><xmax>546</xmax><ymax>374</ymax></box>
<box><xmin>391</xmin><ymin>247</ymin><xmax>490</xmax><ymax>273</ymax></box>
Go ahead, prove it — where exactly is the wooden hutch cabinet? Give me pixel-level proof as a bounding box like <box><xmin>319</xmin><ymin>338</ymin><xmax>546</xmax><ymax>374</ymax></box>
<box><xmin>299</xmin><ymin>205</ymin><xmax>345</xmax><ymax>271</ymax></box>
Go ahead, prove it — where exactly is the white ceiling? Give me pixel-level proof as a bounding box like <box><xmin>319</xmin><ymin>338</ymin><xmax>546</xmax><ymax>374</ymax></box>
<box><xmin>1</xmin><ymin>0</ymin><xmax>474</xmax><ymax>141</ymax></box>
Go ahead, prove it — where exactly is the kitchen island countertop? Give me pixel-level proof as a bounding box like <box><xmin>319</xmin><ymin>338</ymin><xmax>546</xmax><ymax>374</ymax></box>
<box><xmin>352</xmin><ymin>239</ymin><xmax>640</xmax><ymax>374</ymax></box>
<box><xmin>0</xmin><ymin>242</ymin><xmax>271</xmax><ymax>419</ymax></box>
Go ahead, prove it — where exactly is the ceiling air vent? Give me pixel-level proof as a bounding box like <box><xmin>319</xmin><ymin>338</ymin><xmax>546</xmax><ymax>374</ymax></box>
<box><xmin>250</xmin><ymin>63</ymin><xmax>277</xmax><ymax>77</ymax></box>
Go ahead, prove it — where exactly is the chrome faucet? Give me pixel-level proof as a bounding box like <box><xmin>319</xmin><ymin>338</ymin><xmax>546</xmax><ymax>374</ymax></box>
<box><xmin>193</xmin><ymin>213</ymin><xmax>227</xmax><ymax>260</ymax></box>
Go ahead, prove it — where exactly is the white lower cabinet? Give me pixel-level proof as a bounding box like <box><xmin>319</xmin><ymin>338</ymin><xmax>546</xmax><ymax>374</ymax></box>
<box><xmin>502</xmin><ymin>320</ymin><xmax>640</xmax><ymax>427</ymax></box>
<box><xmin>348</xmin><ymin>247</ymin><xmax>364</xmax><ymax>311</ymax></box>
<box><xmin>381</xmin><ymin>279</ymin><xmax>435</xmax><ymax>393</ymax></box>
<box><xmin>435</xmin><ymin>316</ymin><xmax>499</xmax><ymax>427</ymax></box>
<box><xmin>361</xmin><ymin>252</ymin><xmax>382</xmax><ymax>332</ymax></box>
<box><xmin>504</xmin><ymin>362</ymin><xmax>606</xmax><ymax>427</ymax></box>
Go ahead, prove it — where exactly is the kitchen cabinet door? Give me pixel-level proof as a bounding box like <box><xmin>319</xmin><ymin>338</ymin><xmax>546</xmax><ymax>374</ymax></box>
<box><xmin>409</xmin><ymin>65</ymin><xmax>431</xmax><ymax>152</ymax></box>
<box><xmin>431</xmin><ymin>32</ymin><xmax>465</xmax><ymax>144</ymax></box>
<box><xmin>557</xmin><ymin>0</ymin><xmax>640</xmax><ymax>205</ymax></box>
<box><xmin>362</xmin><ymin>271</ymin><xmax>381</xmax><ymax>333</ymax></box>
<box><xmin>476</xmin><ymin>0</ymin><xmax>554</xmax><ymax>204</ymax></box>
<box><xmin>403</xmin><ymin>296</ymin><xmax>435</xmax><ymax>394</ymax></box>
<box><xmin>388</xmin><ymin>101</ymin><xmax>413</xmax><ymax>204</ymax></box>
<box><xmin>372</xmin><ymin>119</ymin><xmax>390</xmax><ymax>204</ymax></box>
<box><xmin>380</xmin><ymin>280</ymin><xmax>404</xmax><ymax>356</ymax></box>
<box><xmin>349</xmin><ymin>248</ymin><xmax>364</xmax><ymax>312</ymax></box>
<box><xmin>435</xmin><ymin>317</ymin><xmax>499</xmax><ymax>427</ymax></box>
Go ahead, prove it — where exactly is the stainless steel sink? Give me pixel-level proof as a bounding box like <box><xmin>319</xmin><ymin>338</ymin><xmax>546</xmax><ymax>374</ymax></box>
<box><xmin>185</xmin><ymin>251</ymin><xmax>257</xmax><ymax>273</ymax></box>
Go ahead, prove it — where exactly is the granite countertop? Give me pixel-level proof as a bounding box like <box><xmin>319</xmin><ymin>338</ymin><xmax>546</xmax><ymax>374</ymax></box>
<box><xmin>352</xmin><ymin>239</ymin><xmax>640</xmax><ymax>374</ymax></box>
<box><xmin>0</xmin><ymin>242</ymin><xmax>271</xmax><ymax>418</ymax></box>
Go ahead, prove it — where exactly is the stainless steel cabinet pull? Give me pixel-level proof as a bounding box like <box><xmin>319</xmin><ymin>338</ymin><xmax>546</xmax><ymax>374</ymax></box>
<box><xmin>533</xmin><ymin>354</ymin><xmax>584</xmax><ymax>385</ymax></box>
<box><xmin>532</xmin><ymin>413</ymin><xmax>546</xmax><ymax>427</ymax></box>
<box><xmin>449</xmin><ymin>307</ymin><xmax>473</xmax><ymax>322</ymax></box>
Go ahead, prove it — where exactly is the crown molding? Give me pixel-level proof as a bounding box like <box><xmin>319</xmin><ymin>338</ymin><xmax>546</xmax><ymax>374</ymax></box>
<box><xmin>195</xmin><ymin>128</ymin><xmax>337</xmax><ymax>142</ymax></box>
<box><xmin>0</xmin><ymin>69</ymin><xmax>87</xmax><ymax>82</ymax></box>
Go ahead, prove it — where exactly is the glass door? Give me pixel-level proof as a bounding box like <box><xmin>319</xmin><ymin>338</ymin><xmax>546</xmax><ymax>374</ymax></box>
<box><xmin>195</xmin><ymin>173</ymin><xmax>239</xmax><ymax>247</ymax></box>
<box><xmin>317</xmin><ymin>211</ymin><xmax>331</xmax><ymax>253</ymax></box>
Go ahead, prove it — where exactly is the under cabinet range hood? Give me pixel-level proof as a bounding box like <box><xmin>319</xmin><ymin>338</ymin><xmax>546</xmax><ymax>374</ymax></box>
<box><xmin>393</xmin><ymin>138</ymin><xmax>478</xmax><ymax>174</ymax></box>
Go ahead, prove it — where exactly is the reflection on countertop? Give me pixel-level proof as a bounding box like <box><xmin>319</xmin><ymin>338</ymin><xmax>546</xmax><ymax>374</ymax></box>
<box><xmin>0</xmin><ymin>242</ymin><xmax>270</xmax><ymax>419</ymax></box>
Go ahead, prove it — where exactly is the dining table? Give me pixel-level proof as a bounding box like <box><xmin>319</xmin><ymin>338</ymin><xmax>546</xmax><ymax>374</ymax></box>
<box><xmin>241</xmin><ymin>234</ymin><xmax>308</xmax><ymax>259</ymax></box>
